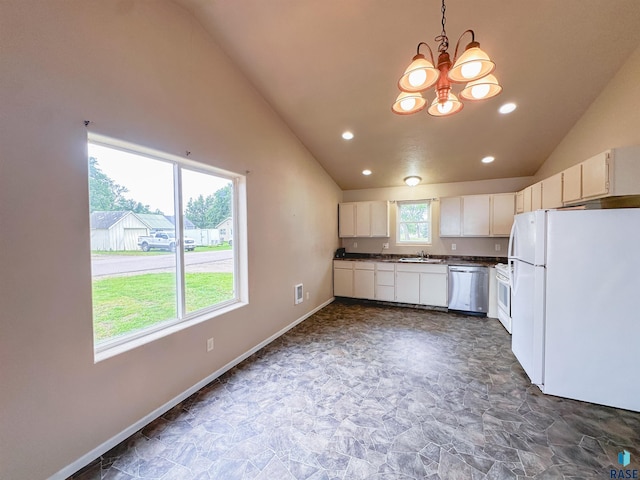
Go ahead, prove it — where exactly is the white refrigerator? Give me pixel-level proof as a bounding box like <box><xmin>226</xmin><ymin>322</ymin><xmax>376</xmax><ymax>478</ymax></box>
<box><xmin>508</xmin><ymin>208</ymin><xmax>640</xmax><ymax>412</ymax></box>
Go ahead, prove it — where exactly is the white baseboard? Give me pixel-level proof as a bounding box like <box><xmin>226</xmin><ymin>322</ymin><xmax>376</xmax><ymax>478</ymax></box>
<box><xmin>50</xmin><ymin>297</ymin><xmax>334</xmax><ymax>480</ymax></box>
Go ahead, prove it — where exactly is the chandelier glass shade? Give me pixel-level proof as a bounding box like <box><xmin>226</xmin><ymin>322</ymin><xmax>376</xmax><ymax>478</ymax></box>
<box><xmin>392</xmin><ymin>0</ymin><xmax>501</xmax><ymax>117</ymax></box>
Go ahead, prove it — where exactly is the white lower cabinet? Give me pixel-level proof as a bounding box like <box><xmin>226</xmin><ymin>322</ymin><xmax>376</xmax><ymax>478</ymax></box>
<box><xmin>335</xmin><ymin>260</ymin><xmax>448</xmax><ymax>308</ymax></box>
<box><xmin>333</xmin><ymin>260</ymin><xmax>354</xmax><ymax>297</ymax></box>
<box><xmin>353</xmin><ymin>263</ymin><xmax>375</xmax><ymax>300</ymax></box>
<box><xmin>375</xmin><ymin>263</ymin><xmax>395</xmax><ymax>301</ymax></box>
<box><xmin>419</xmin><ymin>271</ymin><xmax>448</xmax><ymax>307</ymax></box>
<box><xmin>395</xmin><ymin>271</ymin><xmax>421</xmax><ymax>304</ymax></box>
<box><xmin>396</xmin><ymin>263</ymin><xmax>448</xmax><ymax>306</ymax></box>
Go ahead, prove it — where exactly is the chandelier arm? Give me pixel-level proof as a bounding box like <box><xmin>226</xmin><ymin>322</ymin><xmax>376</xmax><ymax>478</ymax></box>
<box><xmin>453</xmin><ymin>29</ymin><xmax>476</xmax><ymax>61</ymax></box>
<box><xmin>416</xmin><ymin>42</ymin><xmax>436</xmax><ymax>65</ymax></box>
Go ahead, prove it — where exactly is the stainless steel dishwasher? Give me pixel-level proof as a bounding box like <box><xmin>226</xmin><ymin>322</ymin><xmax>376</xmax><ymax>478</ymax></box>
<box><xmin>448</xmin><ymin>265</ymin><xmax>489</xmax><ymax>315</ymax></box>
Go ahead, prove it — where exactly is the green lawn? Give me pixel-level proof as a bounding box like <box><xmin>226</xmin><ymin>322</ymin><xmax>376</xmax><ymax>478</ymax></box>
<box><xmin>92</xmin><ymin>272</ymin><xmax>233</xmax><ymax>342</ymax></box>
<box><xmin>92</xmin><ymin>243</ymin><xmax>231</xmax><ymax>256</ymax></box>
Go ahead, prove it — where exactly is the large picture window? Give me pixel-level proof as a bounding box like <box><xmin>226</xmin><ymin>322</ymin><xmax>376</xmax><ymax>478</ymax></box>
<box><xmin>397</xmin><ymin>200</ymin><xmax>432</xmax><ymax>244</ymax></box>
<box><xmin>88</xmin><ymin>134</ymin><xmax>246</xmax><ymax>358</ymax></box>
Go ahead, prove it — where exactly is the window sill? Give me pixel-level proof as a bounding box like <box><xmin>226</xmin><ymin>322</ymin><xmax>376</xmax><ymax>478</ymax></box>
<box><xmin>94</xmin><ymin>300</ymin><xmax>248</xmax><ymax>363</ymax></box>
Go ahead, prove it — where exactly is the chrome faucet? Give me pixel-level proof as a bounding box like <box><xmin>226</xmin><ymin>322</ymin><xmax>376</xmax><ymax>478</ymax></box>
<box><xmin>417</xmin><ymin>250</ymin><xmax>430</xmax><ymax>259</ymax></box>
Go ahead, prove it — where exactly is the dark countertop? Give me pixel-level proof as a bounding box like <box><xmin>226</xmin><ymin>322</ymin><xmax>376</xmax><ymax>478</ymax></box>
<box><xmin>333</xmin><ymin>253</ymin><xmax>504</xmax><ymax>267</ymax></box>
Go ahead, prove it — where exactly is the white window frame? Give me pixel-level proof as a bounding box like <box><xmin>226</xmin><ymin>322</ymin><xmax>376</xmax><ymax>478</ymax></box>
<box><xmin>88</xmin><ymin>133</ymin><xmax>248</xmax><ymax>361</ymax></box>
<box><xmin>396</xmin><ymin>199</ymin><xmax>432</xmax><ymax>245</ymax></box>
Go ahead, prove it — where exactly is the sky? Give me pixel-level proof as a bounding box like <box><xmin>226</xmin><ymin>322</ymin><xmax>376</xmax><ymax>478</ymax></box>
<box><xmin>88</xmin><ymin>143</ymin><xmax>231</xmax><ymax>214</ymax></box>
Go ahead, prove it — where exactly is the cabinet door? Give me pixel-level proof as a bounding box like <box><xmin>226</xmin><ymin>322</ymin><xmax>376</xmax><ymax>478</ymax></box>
<box><xmin>531</xmin><ymin>182</ymin><xmax>543</xmax><ymax>210</ymax></box>
<box><xmin>395</xmin><ymin>271</ymin><xmax>420</xmax><ymax>304</ymax></box>
<box><xmin>355</xmin><ymin>202</ymin><xmax>371</xmax><ymax>237</ymax></box>
<box><xmin>338</xmin><ymin>203</ymin><xmax>356</xmax><ymax>237</ymax></box>
<box><xmin>419</xmin><ymin>273</ymin><xmax>448</xmax><ymax>307</ymax></box>
<box><xmin>370</xmin><ymin>201</ymin><xmax>389</xmax><ymax>237</ymax></box>
<box><xmin>354</xmin><ymin>269</ymin><xmax>375</xmax><ymax>299</ymax></box>
<box><xmin>515</xmin><ymin>191</ymin><xmax>524</xmax><ymax>214</ymax></box>
<box><xmin>440</xmin><ymin>197</ymin><xmax>462</xmax><ymax>236</ymax></box>
<box><xmin>376</xmin><ymin>285</ymin><xmax>395</xmax><ymax>301</ymax></box>
<box><xmin>462</xmin><ymin>195</ymin><xmax>490</xmax><ymax>236</ymax></box>
<box><xmin>582</xmin><ymin>152</ymin><xmax>609</xmax><ymax>199</ymax></box>
<box><xmin>523</xmin><ymin>186</ymin><xmax>533</xmax><ymax>212</ymax></box>
<box><xmin>562</xmin><ymin>164</ymin><xmax>582</xmax><ymax>204</ymax></box>
<box><xmin>542</xmin><ymin>173</ymin><xmax>563</xmax><ymax>209</ymax></box>
<box><xmin>490</xmin><ymin>193</ymin><xmax>515</xmax><ymax>236</ymax></box>
<box><xmin>333</xmin><ymin>267</ymin><xmax>353</xmax><ymax>297</ymax></box>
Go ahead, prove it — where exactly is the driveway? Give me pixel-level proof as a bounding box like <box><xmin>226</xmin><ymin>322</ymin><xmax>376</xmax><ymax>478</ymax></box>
<box><xmin>91</xmin><ymin>250</ymin><xmax>233</xmax><ymax>278</ymax></box>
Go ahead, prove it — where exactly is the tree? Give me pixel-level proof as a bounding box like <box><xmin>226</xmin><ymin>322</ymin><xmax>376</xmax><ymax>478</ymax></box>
<box><xmin>185</xmin><ymin>184</ymin><xmax>232</xmax><ymax>228</ymax></box>
<box><xmin>89</xmin><ymin>157</ymin><xmax>157</xmax><ymax>214</ymax></box>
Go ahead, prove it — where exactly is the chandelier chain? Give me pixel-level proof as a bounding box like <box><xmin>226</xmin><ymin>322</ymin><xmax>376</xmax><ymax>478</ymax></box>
<box><xmin>435</xmin><ymin>0</ymin><xmax>449</xmax><ymax>54</ymax></box>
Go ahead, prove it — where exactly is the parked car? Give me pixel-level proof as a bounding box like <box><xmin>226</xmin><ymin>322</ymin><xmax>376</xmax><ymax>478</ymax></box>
<box><xmin>138</xmin><ymin>232</ymin><xmax>196</xmax><ymax>252</ymax></box>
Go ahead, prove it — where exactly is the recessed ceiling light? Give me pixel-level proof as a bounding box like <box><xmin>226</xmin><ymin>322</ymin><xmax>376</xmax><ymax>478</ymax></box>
<box><xmin>362</xmin><ymin>169</ymin><xmax>372</xmax><ymax>176</ymax></box>
<box><xmin>404</xmin><ymin>176</ymin><xmax>421</xmax><ymax>187</ymax></box>
<box><xmin>481</xmin><ymin>156</ymin><xmax>495</xmax><ymax>164</ymax></box>
<box><xmin>342</xmin><ymin>131</ymin><xmax>354</xmax><ymax>140</ymax></box>
<box><xmin>498</xmin><ymin>103</ymin><xmax>517</xmax><ymax>114</ymax></box>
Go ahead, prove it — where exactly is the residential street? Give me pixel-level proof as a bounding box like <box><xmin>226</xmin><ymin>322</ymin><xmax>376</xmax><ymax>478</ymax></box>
<box><xmin>91</xmin><ymin>250</ymin><xmax>233</xmax><ymax>277</ymax></box>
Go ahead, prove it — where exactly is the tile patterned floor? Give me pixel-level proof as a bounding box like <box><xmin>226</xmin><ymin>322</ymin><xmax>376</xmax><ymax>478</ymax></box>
<box><xmin>70</xmin><ymin>300</ymin><xmax>640</xmax><ymax>479</ymax></box>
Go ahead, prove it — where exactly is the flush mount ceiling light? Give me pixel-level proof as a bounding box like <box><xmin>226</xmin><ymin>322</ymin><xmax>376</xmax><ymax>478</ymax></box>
<box><xmin>342</xmin><ymin>131</ymin><xmax>354</xmax><ymax>140</ymax></box>
<box><xmin>481</xmin><ymin>156</ymin><xmax>495</xmax><ymax>163</ymax></box>
<box><xmin>392</xmin><ymin>0</ymin><xmax>502</xmax><ymax>117</ymax></box>
<box><xmin>404</xmin><ymin>176</ymin><xmax>422</xmax><ymax>186</ymax></box>
<box><xmin>498</xmin><ymin>102</ymin><xmax>517</xmax><ymax>114</ymax></box>
<box><xmin>362</xmin><ymin>169</ymin><xmax>372</xmax><ymax>175</ymax></box>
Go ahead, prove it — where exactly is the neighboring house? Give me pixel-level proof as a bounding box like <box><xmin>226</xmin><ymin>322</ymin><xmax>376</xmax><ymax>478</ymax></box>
<box><xmin>90</xmin><ymin>211</ymin><xmax>149</xmax><ymax>251</ymax></box>
<box><xmin>135</xmin><ymin>213</ymin><xmax>175</xmax><ymax>232</ymax></box>
<box><xmin>215</xmin><ymin>217</ymin><xmax>233</xmax><ymax>243</ymax></box>
<box><xmin>90</xmin><ymin>212</ymin><xmax>181</xmax><ymax>251</ymax></box>
<box><xmin>164</xmin><ymin>215</ymin><xmax>196</xmax><ymax>230</ymax></box>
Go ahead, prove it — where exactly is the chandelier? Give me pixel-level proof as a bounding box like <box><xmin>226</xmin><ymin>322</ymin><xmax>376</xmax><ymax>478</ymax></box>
<box><xmin>392</xmin><ymin>0</ymin><xmax>502</xmax><ymax>117</ymax></box>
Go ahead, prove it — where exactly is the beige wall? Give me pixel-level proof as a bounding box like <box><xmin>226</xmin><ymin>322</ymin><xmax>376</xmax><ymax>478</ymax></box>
<box><xmin>342</xmin><ymin>177</ymin><xmax>531</xmax><ymax>257</ymax></box>
<box><xmin>0</xmin><ymin>2</ymin><xmax>340</xmax><ymax>478</ymax></box>
<box><xmin>535</xmin><ymin>43</ymin><xmax>640</xmax><ymax>180</ymax></box>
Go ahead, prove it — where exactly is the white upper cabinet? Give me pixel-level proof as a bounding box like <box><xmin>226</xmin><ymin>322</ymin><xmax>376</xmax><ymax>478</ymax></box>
<box><xmin>369</xmin><ymin>201</ymin><xmax>390</xmax><ymax>237</ymax></box>
<box><xmin>339</xmin><ymin>201</ymin><xmax>389</xmax><ymax>238</ymax></box>
<box><xmin>542</xmin><ymin>172</ymin><xmax>563</xmax><ymax>209</ymax></box>
<box><xmin>522</xmin><ymin>185</ymin><xmax>533</xmax><ymax>212</ymax></box>
<box><xmin>560</xmin><ymin>146</ymin><xmax>640</xmax><ymax>206</ymax></box>
<box><xmin>490</xmin><ymin>193</ymin><xmax>515</xmax><ymax>236</ymax></box>
<box><xmin>581</xmin><ymin>151</ymin><xmax>609</xmax><ymax>199</ymax></box>
<box><xmin>515</xmin><ymin>190</ymin><xmax>524</xmax><ymax>214</ymax></box>
<box><xmin>531</xmin><ymin>182</ymin><xmax>543</xmax><ymax>211</ymax></box>
<box><xmin>439</xmin><ymin>196</ymin><xmax>462</xmax><ymax>236</ymax></box>
<box><xmin>338</xmin><ymin>203</ymin><xmax>356</xmax><ymax>237</ymax></box>
<box><xmin>440</xmin><ymin>194</ymin><xmax>513</xmax><ymax>237</ymax></box>
<box><xmin>562</xmin><ymin>163</ymin><xmax>582</xmax><ymax>204</ymax></box>
<box><xmin>462</xmin><ymin>195</ymin><xmax>491</xmax><ymax>236</ymax></box>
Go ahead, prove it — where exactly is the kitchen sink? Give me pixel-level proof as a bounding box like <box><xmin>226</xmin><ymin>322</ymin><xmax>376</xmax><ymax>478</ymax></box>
<box><xmin>398</xmin><ymin>258</ymin><xmax>443</xmax><ymax>263</ymax></box>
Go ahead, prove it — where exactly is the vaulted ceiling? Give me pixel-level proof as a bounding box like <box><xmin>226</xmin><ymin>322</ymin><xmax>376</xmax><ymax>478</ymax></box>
<box><xmin>174</xmin><ymin>0</ymin><xmax>640</xmax><ymax>190</ymax></box>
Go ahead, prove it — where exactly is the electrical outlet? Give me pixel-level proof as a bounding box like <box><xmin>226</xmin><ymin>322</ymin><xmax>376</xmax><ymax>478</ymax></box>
<box><xmin>495</xmin><ymin>244</ymin><xmax>501</xmax><ymax>251</ymax></box>
<box><xmin>353</xmin><ymin>242</ymin><xmax>358</xmax><ymax>248</ymax></box>
<box><xmin>207</xmin><ymin>338</ymin><xmax>214</xmax><ymax>352</ymax></box>
<box><xmin>306</xmin><ymin>291</ymin><xmax>310</xmax><ymax>300</ymax></box>
<box><xmin>382</xmin><ymin>242</ymin><xmax>389</xmax><ymax>249</ymax></box>
<box><xmin>451</xmin><ymin>243</ymin><xmax>457</xmax><ymax>251</ymax></box>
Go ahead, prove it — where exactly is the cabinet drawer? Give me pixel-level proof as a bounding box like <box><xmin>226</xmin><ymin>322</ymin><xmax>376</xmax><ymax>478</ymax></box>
<box><xmin>354</xmin><ymin>262</ymin><xmax>374</xmax><ymax>270</ymax></box>
<box><xmin>333</xmin><ymin>260</ymin><xmax>354</xmax><ymax>269</ymax></box>
<box><xmin>396</xmin><ymin>263</ymin><xmax>448</xmax><ymax>274</ymax></box>
<box><xmin>376</xmin><ymin>270</ymin><xmax>395</xmax><ymax>286</ymax></box>
<box><xmin>375</xmin><ymin>262</ymin><xmax>395</xmax><ymax>271</ymax></box>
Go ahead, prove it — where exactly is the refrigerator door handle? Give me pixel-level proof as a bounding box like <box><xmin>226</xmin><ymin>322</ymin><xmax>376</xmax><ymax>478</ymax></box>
<box><xmin>508</xmin><ymin>220</ymin><xmax>517</xmax><ymax>289</ymax></box>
